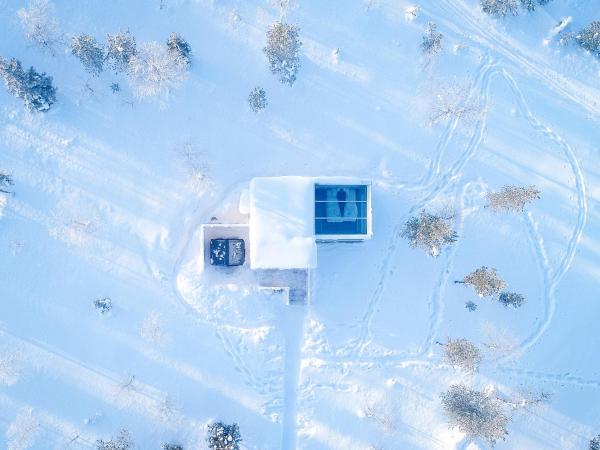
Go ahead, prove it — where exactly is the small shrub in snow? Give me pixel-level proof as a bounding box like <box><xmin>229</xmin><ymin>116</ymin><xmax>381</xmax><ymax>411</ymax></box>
<box><xmin>140</xmin><ymin>311</ymin><xmax>165</xmax><ymax>344</ymax></box>
<box><xmin>167</xmin><ymin>33</ymin><xmax>192</xmax><ymax>65</ymax></box>
<box><xmin>441</xmin><ymin>384</ymin><xmax>509</xmax><ymax>445</ymax></box>
<box><xmin>465</xmin><ymin>300</ymin><xmax>478</xmax><ymax>312</ymax></box>
<box><xmin>456</xmin><ymin>266</ymin><xmax>507</xmax><ymax>298</ymax></box>
<box><xmin>0</xmin><ymin>58</ymin><xmax>57</xmax><ymax>112</ymax></box>
<box><xmin>498</xmin><ymin>291</ymin><xmax>526</xmax><ymax>308</ymax></box>
<box><xmin>590</xmin><ymin>434</ymin><xmax>600</xmax><ymax>450</ymax></box>
<box><xmin>576</xmin><ymin>22</ymin><xmax>600</xmax><ymax>58</ymax></box>
<box><xmin>71</xmin><ymin>34</ymin><xmax>104</xmax><ymax>75</ymax></box>
<box><xmin>441</xmin><ymin>338</ymin><xmax>482</xmax><ymax>372</ymax></box>
<box><xmin>485</xmin><ymin>185</ymin><xmax>540</xmax><ymax>213</ymax></box>
<box><xmin>0</xmin><ymin>171</ymin><xmax>14</xmax><ymax>194</ymax></box>
<box><xmin>110</xmin><ymin>82</ymin><xmax>120</xmax><ymax>93</ymax></box>
<box><xmin>401</xmin><ymin>211</ymin><xmax>458</xmax><ymax>257</ymax></box>
<box><xmin>428</xmin><ymin>82</ymin><xmax>483</xmax><ymax>127</ymax></box>
<box><xmin>480</xmin><ymin>0</ymin><xmax>518</xmax><ymax>17</ymax></box>
<box><xmin>17</xmin><ymin>0</ymin><xmax>61</xmax><ymax>54</ymax></box>
<box><xmin>106</xmin><ymin>30</ymin><xmax>137</xmax><ymax>72</ymax></box>
<box><xmin>96</xmin><ymin>429</ymin><xmax>133</xmax><ymax>450</ymax></box>
<box><xmin>263</xmin><ymin>22</ymin><xmax>302</xmax><ymax>86</ymax></box>
<box><xmin>248</xmin><ymin>86</ymin><xmax>268</xmax><ymax>112</ymax></box>
<box><xmin>93</xmin><ymin>297</ymin><xmax>112</xmax><ymax>314</ymax></box>
<box><xmin>127</xmin><ymin>41</ymin><xmax>187</xmax><ymax>100</ymax></box>
<box><xmin>421</xmin><ymin>22</ymin><xmax>443</xmax><ymax>55</ymax></box>
<box><xmin>207</xmin><ymin>422</ymin><xmax>242</xmax><ymax>450</ymax></box>
<box><xmin>162</xmin><ymin>444</ymin><xmax>183</xmax><ymax>450</ymax></box>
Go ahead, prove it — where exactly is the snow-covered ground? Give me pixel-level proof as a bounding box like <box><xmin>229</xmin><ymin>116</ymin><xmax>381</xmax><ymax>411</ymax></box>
<box><xmin>1</xmin><ymin>0</ymin><xmax>599</xmax><ymax>449</ymax></box>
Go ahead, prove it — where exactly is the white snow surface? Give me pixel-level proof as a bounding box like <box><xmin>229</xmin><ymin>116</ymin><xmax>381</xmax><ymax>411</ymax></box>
<box><xmin>0</xmin><ymin>0</ymin><xmax>600</xmax><ymax>450</ymax></box>
<box><xmin>249</xmin><ymin>176</ymin><xmax>317</xmax><ymax>269</ymax></box>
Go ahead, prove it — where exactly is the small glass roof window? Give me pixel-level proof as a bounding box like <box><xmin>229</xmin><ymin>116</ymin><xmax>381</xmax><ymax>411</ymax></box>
<box><xmin>315</xmin><ymin>184</ymin><xmax>369</xmax><ymax>236</ymax></box>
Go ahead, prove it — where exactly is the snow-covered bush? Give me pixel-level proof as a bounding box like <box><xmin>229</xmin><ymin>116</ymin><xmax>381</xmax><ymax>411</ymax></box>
<box><xmin>17</xmin><ymin>0</ymin><xmax>61</xmax><ymax>54</ymax></box>
<box><xmin>167</xmin><ymin>33</ymin><xmax>192</xmax><ymax>65</ymax></box>
<box><xmin>456</xmin><ymin>266</ymin><xmax>507</xmax><ymax>298</ymax></box>
<box><xmin>465</xmin><ymin>300</ymin><xmax>478</xmax><ymax>312</ymax></box>
<box><xmin>71</xmin><ymin>34</ymin><xmax>104</xmax><ymax>75</ymax></box>
<box><xmin>207</xmin><ymin>422</ymin><xmax>242</xmax><ymax>450</ymax></box>
<box><xmin>127</xmin><ymin>41</ymin><xmax>187</xmax><ymax>100</ymax></box>
<box><xmin>248</xmin><ymin>86</ymin><xmax>268</xmax><ymax>112</ymax></box>
<box><xmin>480</xmin><ymin>0</ymin><xmax>518</xmax><ymax>16</ymax></box>
<box><xmin>96</xmin><ymin>430</ymin><xmax>133</xmax><ymax>450</ymax></box>
<box><xmin>6</xmin><ymin>408</ymin><xmax>39</xmax><ymax>450</ymax></box>
<box><xmin>0</xmin><ymin>58</ymin><xmax>57</xmax><ymax>112</ymax></box>
<box><xmin>263</xmin><ymin>22</ymin><xmax>302</xmax><ymax>86</ymax></box>
<box><xmin>401</xmin><ymin>211</ymin><xmax>458</xmax><ymax>257</ymax></box>
<box><xmin>93</xmin><ymin>297</ymin><xmax>112</xmax><ymax>314</ymax></box>
<box><xmin>498</xmin><ymin>291</ymin><xmax>526</xmax><ymax>308</ymax></box>
<box><xmin>0</xmin><ymin>171</ymin><xmax>14</xmax><ymax>194</ymax></box>
<box><xmin>106</xmin><ymin>30</ymin><xmax>137</xmax><ymax>72</ymax></box>
<box><xmin>441</xmin><ymin>384</ymin><xmax>509</xmax><ymax>445</ymax></box>
<box><xmin>441</xmin><ymin>338</ymin><xmax>481</xmax><ymax>372</ymax></box>
<box><xmin>576</xmin><ymin>22</ymin><xmax>600</xmax><ymax>57</ymax></box>
<box><xmin>162</xmin><ymin>444</ymin><xmax>183</xmax><ymax>450</ymax></box>
<box><xmin>485</xmin><ymin>185</ymin><xmax>540</xmax><ymax>213</ymax></box>
<box><xmin>421</xmin><ymin>22</ymin><xmax>443</xmax><ymax>55</ymax></box>
<box><xmin>590</xmin><ymin>434</ymin><xmax>600</xmax><ymax>450</ymax></box>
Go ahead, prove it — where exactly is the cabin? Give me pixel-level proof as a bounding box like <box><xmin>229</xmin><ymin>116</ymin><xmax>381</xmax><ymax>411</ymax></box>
<box><xmin>199</xmin><ymin>176</ymin><xmax>372</xmax><ymax>303</ymax></box>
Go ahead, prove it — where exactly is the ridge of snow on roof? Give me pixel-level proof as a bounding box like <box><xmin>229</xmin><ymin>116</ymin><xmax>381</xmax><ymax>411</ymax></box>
<box><xmin>249</xmin><ymin>176</ymin><xmax>317</xmax><ymax>269</ymax></box>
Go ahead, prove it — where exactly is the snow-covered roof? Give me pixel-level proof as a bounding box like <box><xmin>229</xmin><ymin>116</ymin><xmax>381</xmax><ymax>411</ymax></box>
<box><xmin>249</xmin><ymin>176</ymin><xmax>317</xmax><ymax>269</ymax></box>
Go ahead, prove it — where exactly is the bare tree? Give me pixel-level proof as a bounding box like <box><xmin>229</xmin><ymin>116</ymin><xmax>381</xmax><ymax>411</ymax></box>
<box><xmin>480</xmin><ymin>0</ymin><xmax>519</xmax><ymax>16</ymax></box>
<box><xmin>248</xmin><ymin>86</ymin><xmax>268</xmax><ymax>112</ymax></box>
<box><xmin>421</xmin><ymin>22</ymin><xmax>443</xmax><ymax>55</ymax></box>
<box><xmin>17</xmin><ymin>0</ymin><xmax>61</xmax><ymax>54</ymax></box>
<box><xmin>106</xmin><ymin>30</ymin><xmax>137</xmax><ymax>72</ymax></box>
<box><xmin>127</xmin><ymin>41</ymin><xmax>187</xmax><ymax>101</ymax></box>
<box><xmin>0</xmin><ymin>171</ymin><xmax>14</xmax><ymax>194</ymax></box>
<box><xmin>401</xmin><ymin>211</ymin><xmax>458</xmax><ymax>257</ymax></box>
<box><xmin>590</xmin><ymin>434</ymin><xmax>600</xmax><ymax>450</ymax></box>
<box><xmin>456</xmin><ymin>266</ymin><xmax>507</xmax><ymax>298</ymax></box>
<box><xmin>485</xmin><ymin>185</ymin><xmax>540</xmax><ymax>213</ymax></box>
<box><xmin>498</xmin><ymin>291</ymin><xmax>526</xmax><ymax>308</ymax></box>
<box><xmin>428</xmin><ymin>81</ymin><xmax>483</xmax><ymax>127</ymax></box>
<box><xmin>440</xmin><ymin>384</ymin><xmax>509</xmax><ymax>445</ymax></box>
<box><xmin>96</xmin><ymin>429</ymin><xmax>133</xmax><ymax>450</ymax></box>
<box><xmin>576</xmin><ymin>22</ymin><xmax>600</xmax><ymax>57</ymax></box>
<box><xmin>71</xmin><ymin>34</ymin><xmax>104</xmax><ymax>75</ymax></box>
<box><xmin>0</xmin><ymin>58</ymin><xmax>57</xmax><ymax>112</ymax></box>
<box><xmin>263</xmin><ymin>22</ymin><xmax>302</xmax><ymax>86</ymax></box>
<box><xmin>207</xmin><ymin>422</ymin><xmax>242</xmax><ymax>450</ymax></box>
<box><xmin>440</xmin><ymin>338</ymin><xmax>481</xmax><ymax>372</ymax></box>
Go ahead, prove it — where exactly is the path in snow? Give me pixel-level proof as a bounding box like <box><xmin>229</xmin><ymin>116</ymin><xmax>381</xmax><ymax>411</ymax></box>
<box><xmin>280</xmin><ymin>305</ymin><xmax>306</xmax><ymax>450</ymax></box>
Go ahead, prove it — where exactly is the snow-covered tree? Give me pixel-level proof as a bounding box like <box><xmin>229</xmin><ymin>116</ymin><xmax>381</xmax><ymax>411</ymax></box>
<box><xmin>480</xmin><ymin>0</ymin><xmax>519</xmax><ymax>16</ymax></box>
<box><xmin>127</xmin><ymin>41</ymin><xmax>187</xmax><ymax>101</ymax></box>
<box><xmin>17</xmin><ymin>0</ymin><xmax>61</xmax><ymax>54</ymax></box>
<box><xmin>498</xmin><ymin>291</ymin><xmax>526</xmax><ymax>308</ymax></box>
<box><xmin>520</xmin><ymin>0</ymin><xmax>536</xmax><ymax>11</ymax></box>
<box><xmin>248</xmin><ymin>86</ymin><xmax>268</xmax><ymax>112</ymax></box>
<box><xmin>590</xmin><ymin>434</ymin><xmax>600</xmax><ymax>450</ymax></box>
<box><xmin>456</xmin><ymin>266</ymin><xmax>507</xmax><ymax>298</ymax></box>
<box><xmin>576</xmin><ymin>22</ymin><xmax>600</xmax><ymax>57</ymax></box>
<box><xmin>441</xmin><ymin>384</ymin><xmax>509</xmax><ymax>445</ymax></box>
<box><xmin>0</xmin><ymin>171</ymin><xmax>14</xmax><ymax>194</ymax></box>
<box><xmin>6</xmin><ymin>408</ymin><xmax>39</xmax><ymax>450</ymax></box>
<box><xmin>485</xmin><ymin>185</ymin><xmax>540</xmax><ymax>213</ymax></box>
<box><xmin>421</xmin><ymin>22</ymin><xmax>443</xmax><ymax>55</ymax></box>
<box><xmin>71</xmin><ymin>34</ymin><xmax>104</xmax><ymax>75</ymax></box>
<box><xmin>167</xmin><ymin>33</ymin><xmax>192</xmax><ymax>65</ymax></box>
<box><xmin>0</xmin><ymin>58</ymin><xmax>57</xmax><ymax>112</ymax></box>
<box><xmin>441</xmin><ymin>338</ymin><xmax>482</xmax><ymax>372</ymax></box>
<box><xmin>207</xmin><ymin>422</ymin><xmax>242</xmax><ymax>450</ymax></box>
<box><xmin>106</xmin><ymin>30</ymin><xmax>137</xmax><ymax>72</ymax></box>
<box><xmin>428</xmin><ymin>81</ymin><xmax>483</xmax><ymax>127</ymax></box>
<box><xmin>93</xmin><ymin>297</ymin><xmax>112</xmax><ymax>314</ymax></box>
<box><xmin>263</xmin><ymin>22</ymin><xmax>302</xmax><ymax>86</ymax></box>
<box><xmin>401</xmin><ymin>211</ymin><xmax>458</xmax><ymax>257</ymax></box>
<box><xmin>96</xmin><ymin>429</ymin><xmax>133</xmax><ymax>450</ymax></box>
